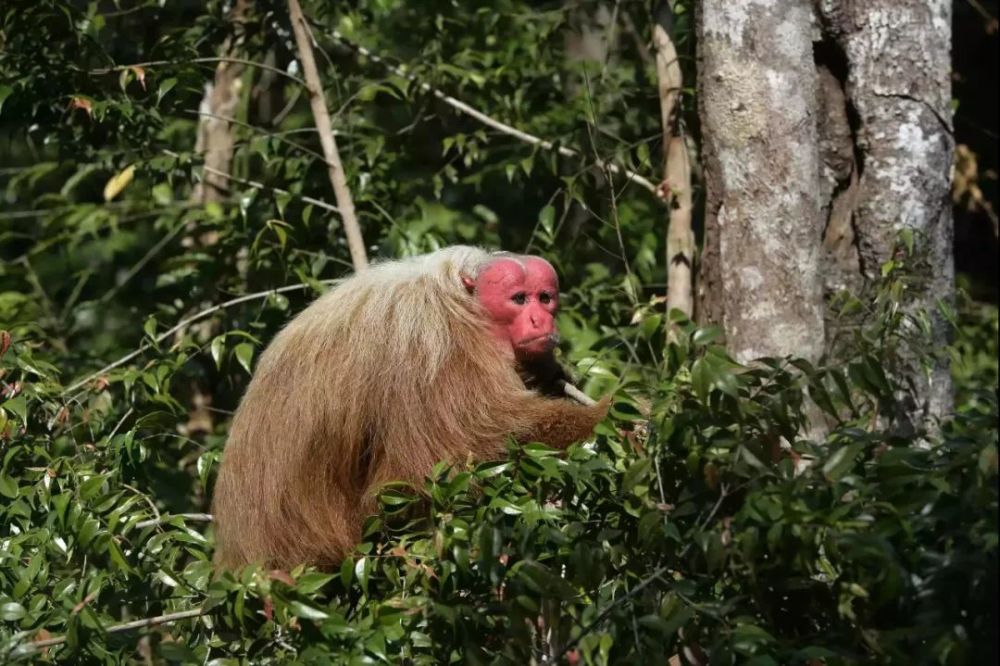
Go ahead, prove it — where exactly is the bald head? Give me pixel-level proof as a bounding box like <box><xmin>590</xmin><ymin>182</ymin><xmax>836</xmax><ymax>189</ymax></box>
<box><xmin>463</xmin><ymin>255</ymin><xmax>560</xmax><ymax>359</ymax></box>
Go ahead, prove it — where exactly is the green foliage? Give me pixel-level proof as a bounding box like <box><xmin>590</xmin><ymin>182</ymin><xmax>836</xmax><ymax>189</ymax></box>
<box><xmin>0</xmin><ymin>1</ymin><xmax>996</xmax><ymax>664</ymax></box>
<box><xmin>0</xmin><ymin>301</ymin><xmax>996</xmax><ymax>663</ymax></box>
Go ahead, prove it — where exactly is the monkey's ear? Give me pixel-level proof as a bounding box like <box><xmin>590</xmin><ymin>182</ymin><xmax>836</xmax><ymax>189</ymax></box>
<box><xmin>461</xmin><ymin>274</ymin><xmax>476</xmax><ymax>294</ymax></box>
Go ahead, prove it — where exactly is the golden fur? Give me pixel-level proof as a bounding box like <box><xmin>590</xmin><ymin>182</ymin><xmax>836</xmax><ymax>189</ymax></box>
<box><xmin>212</xmin><ymin>246</ymin><xmax>608</xmax><ymax>569</ymax></box>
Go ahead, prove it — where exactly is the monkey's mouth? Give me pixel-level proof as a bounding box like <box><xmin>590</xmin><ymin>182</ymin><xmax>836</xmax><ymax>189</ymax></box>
<box><xmin>516</xmin><ymin>334</ymin><xmax>559</xmax><ymax>352</ymax></box>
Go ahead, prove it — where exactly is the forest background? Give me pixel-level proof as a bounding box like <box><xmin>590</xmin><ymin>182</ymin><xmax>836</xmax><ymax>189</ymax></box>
<box><xmin>0</xmin><ymin>0</ymin><xmax>997</xmax><ymax>663</ymax></box>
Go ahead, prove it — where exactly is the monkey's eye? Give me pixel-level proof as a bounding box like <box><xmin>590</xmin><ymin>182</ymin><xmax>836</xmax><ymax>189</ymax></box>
<box><xmin>511</xmin><ymin>292</ymin><xmax>527</xmax><ymax>305</ymax></box>
<box><xmin>539</xmin><ymin>292</ymin><xmax>552</xmax><ymax>304</ymax></box>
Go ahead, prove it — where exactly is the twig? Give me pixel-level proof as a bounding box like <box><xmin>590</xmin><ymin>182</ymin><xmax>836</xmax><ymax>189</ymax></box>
<box><xmin>62</xmin><ymin>280</ymin><xmax>340</xmax><ymax>396</ymax></box>
<box><xmin>559</xmin><ymin>482</ymin><xmax>730</xmax><ymax>659</ymax></box>
<box><xmin>559</xmin><ymin>381</ymin><xmax>597</xmax><ymax>406</ymax></box>
<box><xmin>136</xmin><ymin>513</ymin><xmax>214</xmax><ymax>529</ymax></box>
<box><xmin>322</xmin><ymin>28</ymin><xmax>659</xmax><ymax>196</ymax></box>
<box><xmin>89</xmin><ymin>57</ymin><xmax>306</xmax><ymax>87</ymax></box>
<box><xmin>287</xmin><ymin>0</ymin><xmax>369</xmax><ymax>271</ymax></box>
<box><xmin>185</xmin><ymin>108</ymin><xmax>330</xmax><ymax>165</ymax></box>
<box><xmin>0</xmin><ymin>200</ymin><xmax>208</xmax><ymax>221</ymax></box>
<box><xmin>163</xmin><ymin>149</ymin><xmax>340</xmax><ymax>214</ymax></box>
<box><xmin>22</xmin><ymin>608</ymin><xmax>204</xmax><ymax>654</ymax></box>
<box><xmin>124</xmin><ymin>481</ymin><xmax>161</xmax><ymax>526</ymax></box>
<box><xmin>559</xmin><ymin>564</ymin><xmax>672</xmax><ymax>658</ymax></box>
<box><xmin>99</xmin><ymin>224</ymin><xmax>185</xmax><ymax>304</ymax></box>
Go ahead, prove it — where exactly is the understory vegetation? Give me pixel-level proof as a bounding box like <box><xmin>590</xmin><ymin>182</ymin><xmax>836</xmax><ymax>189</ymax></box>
<box><xmin>1</xmin><ymin>240</ymin><xmax>996</xmax><ymax>663</ymax></box>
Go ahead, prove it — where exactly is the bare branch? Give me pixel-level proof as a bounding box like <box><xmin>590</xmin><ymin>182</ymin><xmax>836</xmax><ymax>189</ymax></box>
<box><xmin>287</xmin><ymin>0</ymin><xmax>369</xmax><ymax>271</ymax></box>
<box><xmin>22</xmin><ymin>608</ymin><xmax>204</xmax><ymax>654</ymax></box>
<box><xmin>89</xmin><ymin>57</ymin><xmax>306</xmax><ymax>87</ymax></box>
<box><xmin>163</xmin><ymin>149</ymin><xmax>340</xmax><ymax>215</ymax></box>
<box><xmin>62</xmin><ymin>280</ymin><xmax>340</xmax><ymax>396</ymax></box>
<box><xmin>323</xmin><ymin>28</ymin><xmax>659</xmax><ymax>196</ymax></box>
<box><xmin>136</xmin><ymin>513</ymin><xmax>214</xmax><ymax>529</ymax></box>
<box><xmin>559</xmin><ymin>381</ymin><xmax>597</xmax><ymax>406</ymax></box>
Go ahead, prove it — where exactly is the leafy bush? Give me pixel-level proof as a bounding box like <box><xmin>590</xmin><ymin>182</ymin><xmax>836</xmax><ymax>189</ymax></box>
<box><xmin>1</xmin><ymin>271</ymin><xmax>996</xmax><ymax>663</ymax></box>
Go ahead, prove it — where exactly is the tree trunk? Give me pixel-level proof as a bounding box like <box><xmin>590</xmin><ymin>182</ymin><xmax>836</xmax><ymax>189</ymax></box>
<box><xmin>192</xmin><ymin>0</ymin><xmax>251</xmax><ymax>206</ymax></box>
<box><xmin>816</xmin><ymin>0</ymin><xmax>956</xmax><ymax>420</ymax></box>
<box><xmin>696</xmin><ymin>0</ymin><xmax>955</xmax><ymax>423</ymax></box>
<box><xmin>653</xmin><ymin>4</ymin><xmax>695</xmax><ymax>321</ymax></box>
<box><xmin>695</xmin><ymin>0</ymin><xmax>827</xmax><ymax>363</ymax></box>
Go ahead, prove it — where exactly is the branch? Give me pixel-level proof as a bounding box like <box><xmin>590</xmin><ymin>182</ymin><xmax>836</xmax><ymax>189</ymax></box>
<box><xmin>323</xmin><ymin>28</ymin><xmax>659</xmax><ymax>196</ymax></box>
<box><xmin>163</xmin><ymin>149</ymin><xmax>340</xmax><ymax>215</ymax></box>
<box><xmin>136</xmin><ymin>513</ymin><xmax>214</xmax><ymax>529</ymax></box>
<box><xmin>89</xmin><ymin>57</ymin><xmax>306</xmax><ymax>87</ymax></box>
<box><xmin>287</xmin><ymin>0</ymin><xmax>369</xmax><ymax>271</ymax></box>
<box><xmin>559</xmin><ymin>380</ymin><xmax>597</xmax><ymax>406</ymax></box>
<box><xmin>22</xmin><ymin>608</ymin><xmax>204</xmax><ymax>654</ymax></box>
<box><xmin>62</xmin><ymin>280</ymin><xmax>340</xmax><ymax>396</ymax></box>
<box><xmin>186</xmin><ymin>109</ymin><xmax>330</xmax><ymax>165</ymax></box>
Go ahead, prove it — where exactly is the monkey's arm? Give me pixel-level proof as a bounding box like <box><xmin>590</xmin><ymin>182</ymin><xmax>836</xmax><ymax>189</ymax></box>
<box><xmin>518</xmin><ymin>395</ymin><xmax>611</xmax><ymax>449</ymax></box>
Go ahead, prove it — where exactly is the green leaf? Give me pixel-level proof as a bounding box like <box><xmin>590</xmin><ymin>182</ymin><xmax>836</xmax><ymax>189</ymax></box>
<box><xmin>295</xmin><ymin>572</ymin><xmax>334</xmax><ymax>595</ymax></box>
<box><xmin>156</xmin><ymin>77</ymin><xmax>177</xmax><ymax>104</ymax></box>
<box><xmin>691</xmin><ymin>358</ymin><xmax>709</xmax><ymax>402</ymax></box>
<box><xmin>288</xmin><ymin>601</ymin><xmax>330</xmax><ymax>621</ymax></box>
<box><xmin>1</xmin><ymin>602</ymin><xmax>26</xmax><ymax>621</ymax></box>
<box><xmin>639</xmin><ymin>314</ymin><xmax>662</xmax><ymax>340</ymax></box>
<box><xmin>538</xmin><ymin>205</ymin><xmax>555</xmax><ymax>237</ymax></box>
<box><xmin>823</xmin><ymin>443</ymin><xmax>865</xmax><ymax>481</ymax></box>
<box><xmin>692</xmin><ymin>326</ymin><xmax>723</xmax><ymax>347</ymax></box>
<box><xmin>1</xmin><ymin>394</ymin><xmax>27</xmax><ymax>426</ymax></box>
<box><xmin>210</xmin><ymin>336</ymin><xmax>226</xmax><ymax>369</ymax></box>
<box><xmin>0</xmin><ymin>85</ymin><xmax>12</xmax><ymax>117</ymax></box>
<box><xmin>234</xmin><ymin>343</ymin><xmax>254</xmax><ymax>374</ymax></box>
<box><xmin>0</xmin><ymin>473</ymin><xmax>17</xmax><ymax>499</ymax></box>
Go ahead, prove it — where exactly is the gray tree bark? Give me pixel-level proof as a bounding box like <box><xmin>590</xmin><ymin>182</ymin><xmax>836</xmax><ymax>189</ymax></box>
<box><xmin>696</xmin><ymin>0</ymin><xmax>827</xmax><ymax>364</ymax></box>
<box><xmin>817</xmin><ymin>0</ymin><xmax>955</xmax><ymax>419</ymax></box>
<box><xmin>697</xmin><ymin>0</ymin><xmax>955</xmax><ymax>423</ymax></box>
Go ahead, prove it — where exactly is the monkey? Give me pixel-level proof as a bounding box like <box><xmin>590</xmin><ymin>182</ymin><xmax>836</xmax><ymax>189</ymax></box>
<box><xmin>211</xmin><ymin>246</ymin><xmax>610</xmax><ymax>570</ymax></box>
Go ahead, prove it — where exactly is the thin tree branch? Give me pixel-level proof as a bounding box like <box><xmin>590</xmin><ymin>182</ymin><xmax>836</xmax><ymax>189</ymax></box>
<box><xmin>287</xmin><ymin>0</ymin><xmax>369</xmax><ymax>271</ymax></box>
<box><xmin>186</xmin><ymin>109</ymin><xmax>331</xmax><ymax>165</ymax></box>
<box><xmin>163</xmin><ymin>149</ymin><xmax>340</xmax><ymax>215</ymax></box>
<box><xmin>136</xmin><ymin>513</ymin><xmax>214</xmax><ymax>529</ymax></box>
<box><xmin>322</xmin><ymin>28</ymin><xmax>659</xmax><ymax>196</ymax></box>
<box><xmin>98</xmin><ymin>223</ymin><xmax>185</xmax><ymax>304</ymax></box>
<box><xmin>62</xmin><ymin>280</ymin><xmax>340</xmax><ymax>396</ymax></box>
<box><xmin>0</xmin><ymin>200</ymin><xmax>203</xmax><ymax>221</ymax></box>
<box><xmin>559</xmin><ymin>381</ymin><xmax>597</xmax><ymax>406</ymax></box>
<box><xmin>89</xmin><ymin>57</ymin><xmax>306</xmax><ymax>87</ymax></box>
<box><xmin>22</xmin><ymin>608</ymin><xmax>205</xmax><ymax>654</ymax></box>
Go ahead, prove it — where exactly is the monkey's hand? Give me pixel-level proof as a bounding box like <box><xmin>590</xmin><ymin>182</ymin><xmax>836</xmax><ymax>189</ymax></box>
<box><xmin>520</xmin><ymin>394</ymin><xmax>611</xmax><ymax>449</ymax></box>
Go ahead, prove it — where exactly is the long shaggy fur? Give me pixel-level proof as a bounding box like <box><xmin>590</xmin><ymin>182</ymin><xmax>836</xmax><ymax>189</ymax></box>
<box><xmin>212</xmin><ymin>246</ymin><xmax>607</xmax><ymax>569</ymax></box>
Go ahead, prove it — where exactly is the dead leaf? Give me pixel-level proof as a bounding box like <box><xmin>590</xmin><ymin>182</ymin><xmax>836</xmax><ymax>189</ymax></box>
<box><xmin>267</xmin><ymin>569</ymin><xmax>296</xmax><ymax>586</ymax></box>
<box><xmin>103</xmin><ymin>164</ymin><xmax>136</xmax><ymax>201</ymax></box>
<box><xmin>131</xmin><ymin>66</ymin><xmax>147</xmax><ymax>90</ymax></box>
<box><xmin>68</xmin><ymin>96</ymin><xmax>93</xmax><ymax>118</ymax></box>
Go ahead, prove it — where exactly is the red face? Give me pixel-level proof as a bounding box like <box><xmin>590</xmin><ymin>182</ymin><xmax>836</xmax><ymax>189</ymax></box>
<box><xmin>468</xmin><ymin>256</ymin><xmax>560</xmax><ymax>359</ymax></box>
